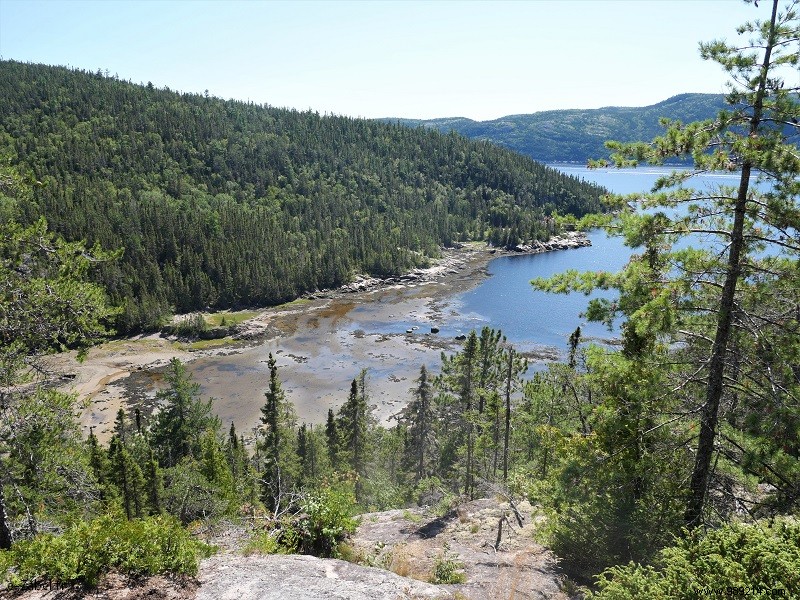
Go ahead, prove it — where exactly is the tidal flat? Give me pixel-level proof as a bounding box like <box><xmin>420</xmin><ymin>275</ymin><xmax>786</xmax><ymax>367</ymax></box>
<box><xmin>58</xmin><ymin>243</ymin><xmax>501</xmax><ymax>442</ymax></box>
<box><xmin>58</xmin><ymin>234</ymin><xmax>595</xmax><ymax>442</ymax></box>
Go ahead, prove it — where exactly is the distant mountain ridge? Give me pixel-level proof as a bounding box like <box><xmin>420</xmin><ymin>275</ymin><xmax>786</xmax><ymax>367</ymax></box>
<box><xmin>383</xmin><ymin>93</ymin><xmax>727</xmax><ymax>164</ymax></box>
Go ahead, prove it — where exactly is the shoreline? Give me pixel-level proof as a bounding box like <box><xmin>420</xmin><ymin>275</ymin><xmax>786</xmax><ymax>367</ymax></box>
<box><xmin>52</xmin><ymin>233</ymin><xmax>590</xmax><ymax>442</ymax></box>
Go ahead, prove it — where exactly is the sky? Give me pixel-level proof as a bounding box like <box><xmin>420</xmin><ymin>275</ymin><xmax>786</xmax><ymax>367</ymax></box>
<box><xmin>0</xmin><ymin>0</ymin><xmax>780</xmax><ymax>121</ymax></box>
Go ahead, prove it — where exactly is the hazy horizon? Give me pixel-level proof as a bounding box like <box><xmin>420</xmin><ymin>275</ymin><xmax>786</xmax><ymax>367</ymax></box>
<box><xmin>0</xmin><ymin>1</ymin><xmax>771</xmax><ymax>121</ymax></box>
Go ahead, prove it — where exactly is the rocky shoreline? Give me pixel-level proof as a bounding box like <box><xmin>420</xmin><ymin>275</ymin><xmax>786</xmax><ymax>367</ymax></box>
<box><xmin>305</xmin><ymin>231</ymin><xmax>591</xmax><ymax>298</ymax></box>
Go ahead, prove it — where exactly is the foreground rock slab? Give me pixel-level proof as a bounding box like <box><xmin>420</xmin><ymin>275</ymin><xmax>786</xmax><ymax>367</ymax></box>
<box><xmin>196</xmin><ymin>553</ymin><xmax>452</xmax><ymax>600</ymax></box>
<box><xmin>350</xmin><ymin>498</ymin><xmax>568</xmax><ymax>600</ymax></box>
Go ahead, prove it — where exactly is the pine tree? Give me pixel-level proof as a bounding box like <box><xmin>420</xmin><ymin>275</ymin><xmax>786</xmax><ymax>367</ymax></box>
<box><xmin>86</xmin><ymin>427</ymin><xmax>115</xmax><ymax>504</ymax></box>
<box><xmin>0</xmin><ymin>197</ymin><xmax>116</xmax><ymax>546</ymax></box>
<box><xmin>200</xmin><ymin>429</ymin><xmax>237</xmax><ymax>512</ymax></box>
<box><xmin>501</xmin><ymin>346</ymin><xmax>527</xmax><ymax>482</ymax></box>
<box><xmin>144</xmin><ymin>447</ymin><xmax>163</xmax><ymax>515</ymax></box>
<box><xmin>325</xmin><ymin>408</ymin><xmax>340</xmax><ymax>468</ymax></box>
<box><xmin>530</xmin><ymin>1</ymin><xmax>800</xmax><ymax>573</ymax></box>
<box><xmin>337</xmin><ymin>370</ymin><xmax>372</xmax><ymax>499</ymax></box>
<box><xmin>594</xmin><ymin>0</ymin><xmax>800</xmax><ymax>528</ymax></box>
<box><xmin>259</xmin><ymin>353</ymin><xmax>298</xmax><ymax>511</ymax></box>
<box><xmin>437</xmin><ymin>331</ymin><xmax>481</xmax><ymax>497</ymax></box>
<box><xmin>108</xmin><ymin>411</ymin><xmax>147</xmax><ymax>520</ymax></box>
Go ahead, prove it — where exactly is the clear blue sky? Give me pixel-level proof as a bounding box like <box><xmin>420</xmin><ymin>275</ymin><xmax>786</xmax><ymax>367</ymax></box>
<box><xmin>0</xmin><ymin>0</ymin><xmax>772</xmax><ymax>121</ymax></box>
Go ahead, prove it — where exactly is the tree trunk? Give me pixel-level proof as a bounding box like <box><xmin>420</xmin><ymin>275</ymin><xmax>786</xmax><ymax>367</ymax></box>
<box><xmin>503</xmin><ymin>349</ymin><xmax>514</xmax><ymax>483</ymax></box>
<box><xmin>0</xmin><ymin>483</ymin><xmax>11</xmax><ymax>550</ymax></box>
<box><xmin>684</xmin><ymin>0</ymin><xmax>778</xmax><ymax>528</ymax></box>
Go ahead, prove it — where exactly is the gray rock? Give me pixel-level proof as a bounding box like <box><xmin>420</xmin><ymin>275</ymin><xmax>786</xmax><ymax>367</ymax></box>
<box><xmin>196</xmin><ymin>553</ymin><xmax>452</xmax><ymax>600</ymax></box>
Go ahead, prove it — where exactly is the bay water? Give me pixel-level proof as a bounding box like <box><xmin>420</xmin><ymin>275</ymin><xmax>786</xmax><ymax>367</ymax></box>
<box><xmin>154</xmin><ymin>164</ymin><xmax>746</xmax><ymax>428</ymax></box>
<box><xmin>454</xmin><ymin>164</ymin><xmax>744</xmax><ymax>358</ymax></box>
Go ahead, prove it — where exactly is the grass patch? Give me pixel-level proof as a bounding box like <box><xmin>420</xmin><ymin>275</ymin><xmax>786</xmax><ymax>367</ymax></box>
<box><xmin>277</xmin><ymin>298</ymin><xmax>312</xmax><ymax>308</ymax></box>
<box><xmin>182</xmin><ymin>338</ymin><xmax>236</xmax><ymax>351</ymax></box>
<box><xmin>402</xmin><ymin>510</ymin><xmax>424</xmax><ymax>523</ymax></box>
<box><xmin>205</xmin><ymin>310</ymin><xmax>260</xmax><ymax>327</ymax></box>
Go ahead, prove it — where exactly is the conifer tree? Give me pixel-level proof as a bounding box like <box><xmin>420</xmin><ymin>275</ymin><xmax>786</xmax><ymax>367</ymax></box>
<box><xmin>199</xmin><ymin>429</ymin><xmax>236</xmax><ymax>512</ymax></box>
<box><xmin>224</xmin><ymin>422</ymin><xmax>255</xmax><ymax>502</ymax></box>
<box><xmin>86</xmin><ymin>427</ymin><xmax>115</xmax><ymax>504</ymax></box>
<box><xmin>401</xmin><ymin>365</ymin><xmax>438</xmax><ymax>483</ymax></box>
<box><xmin>0</xmin><ymin>170</ymin><xmax>116</xmax><ymax>546</ymax></box>
<box><xmin>296</xmin><ymin>424</ymin><xmax>309</xmax><ymax>486</ymax></box>
<box><xmin>108</xmin><ymin>410</ymin><xmax>147</xmax><ymax>519</ymax></box>
<box><xmin>437</xmin><ymin>330</ymin><xmax>482</xmax><ymax>497</ymax></box>
<box><xmin>150</xmin><ymin>358</ymin><xmax>219</xmax><ymax>468</ymax></box>
<box><xmin>337</xmin><ymin>370</ymin><xmax>373</xmax><ymax>499</ymax></box>
<box><xmin>531</xmin><ymin>1</ymin><xmax>800</xmax><ymax>573</ymax></box>
<box><xmin>144</xmin><ymin>447</ymin><xmax>163</xmax><ymax>515</ymax></box>
<box><xmin>259</xmin><ymin>353</ymin><xmax>298</xmax><ymax>511</ymax></box>
<box><xmin>325</xmin><ymin>408</ymin><xmax>340</xmax><ymax>468</ymax></box>
<box><xmin>501</xmin><ymin>346</ymin><xmax>527</xmax><ymax>482</ymax></box>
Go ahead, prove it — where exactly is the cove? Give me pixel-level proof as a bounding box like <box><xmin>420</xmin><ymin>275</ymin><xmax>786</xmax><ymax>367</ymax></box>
<box><xmin>106</xmin><ymin>164</ymin><xmax>746</xmax><ymax>434</ymax></box>
<box><xmin>453</xmin><ymin>164</ymin><xmax>745</xmax><ymax>358</ymax></box>
<box><xmin>453</xmin><ymin>229</ymin><xmax>628</xmax><ymax>356</ymax></box>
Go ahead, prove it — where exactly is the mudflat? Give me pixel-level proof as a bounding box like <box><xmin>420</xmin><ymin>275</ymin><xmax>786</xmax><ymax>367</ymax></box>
<box><xmin>54</xmin><ymin>234</ymin><xmax>589</xmax><ymax>443</ymax></box>
<box><xmin>53</xmin><ymin>243</ymin><xmax>497</xmax><ymax>443</ymax></box>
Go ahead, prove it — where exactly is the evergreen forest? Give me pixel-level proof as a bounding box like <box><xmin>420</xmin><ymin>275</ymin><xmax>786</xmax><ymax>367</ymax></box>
<box><xmin>1</xmin><ymin>1</ymin><xmax>800</xmax><ymax>597</ymax></box>
<box><xmin>0</xmin><ymin>60</ymin><xmax>604</xmax><ymax>332</ymax></box>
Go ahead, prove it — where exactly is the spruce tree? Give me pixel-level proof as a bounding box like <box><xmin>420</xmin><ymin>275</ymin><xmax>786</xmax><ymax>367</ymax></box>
<box><xmin>401</xmin><ymin>365</ymin><xmax>437</xmax><ymax>483</ymax></box>
<box><xmin>149</xmin><ymin>358</ymin><xmax>219</xmax><ymax>468</ymax></box>
<box><xmin>259</xmin><ymin>353</ymin><xmax>297</xmax><ymax>511</ymax></box>
<box><xmin>325</xmin><ymin>408</ymin><xmax>340</xmax><ymax>468</ymax></box>
<box><xmin>438</xmin><ymin>331</ymin><xmax>479</xmax><ymax>498</ymax></box>
<box><xmin>337</xmin><ymin>370</ymin><xmax>372</xmax><ymax>499</ymax></box>
<box><xmin>108</xmin><ymin>411</ymin><xmax>147</xmax><ymax>520</ymax></box>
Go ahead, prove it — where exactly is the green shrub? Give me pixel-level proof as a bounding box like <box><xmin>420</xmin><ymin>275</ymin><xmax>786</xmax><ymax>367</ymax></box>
<box><xmin>276</xmin><ymin>482</ymin><xmax>358</xmax><ymax>558</ymax></box>
<box><xmin>430</xmin><ymin>543</ymin><xmax>466</xmax><ymax>584</ymax></box>
<box><xmin>590</xmin><ymin>518</ymin><xmax>800</xmax><ymax>599</ymax></box>
<box><xmin>173</xmin><ymin>313</ymin><xmax>208</xmax><ymax>337</ymax></box>
<box><xmin>0</xmin><ymin>514</ymin><xmax>214</xmax><ymax>588</ymax></box>
<box><xmin>242</xmin><ymin>529</ymin><xmax>281</xmax><ymax>556</ymax></box>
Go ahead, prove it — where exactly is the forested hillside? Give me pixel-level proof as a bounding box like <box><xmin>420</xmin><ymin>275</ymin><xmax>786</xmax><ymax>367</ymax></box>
<box><xmin>388</xmin><ymin>93</ymin><xmax>727</xmax><ymax>163</ymax></box>
<box><xmin>0</xmin><ymin>60</ymin><xmax>605</xmax><ymax>332</ymax></box>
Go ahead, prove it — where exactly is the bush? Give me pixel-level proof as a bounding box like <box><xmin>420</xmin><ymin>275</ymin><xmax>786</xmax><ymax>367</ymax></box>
<box><xmin>250</xmin><ymin>482</ymin><xmax>358</xmax><ymax>559</ymax></box>
<box><xmin>0</xmin><ymin>514</ymin><xmax>214</xmax><ymax>588</ymax></box>
<box><xmin>242</xmin><ymin>529</ymin><xmax>281</xmax><ymax>556</ymax></box>
<box><xmin>590</xmin><ymin>518</ymin><xmax>800</xmax><ymax>599</ymax></box>
<box><xmin>284</xmin><ymin>483</ymin><xmax>358</xmax><ymax>558</ymax></box>
<box><xmin>430</xmin><ymin>543</ymin><xmax>466</xmax><ymax>584</ymax></box>
<box><xmin>171</xmin><ymin>313</ymin><xmax>208</xmax><ymax>337</ymax></box>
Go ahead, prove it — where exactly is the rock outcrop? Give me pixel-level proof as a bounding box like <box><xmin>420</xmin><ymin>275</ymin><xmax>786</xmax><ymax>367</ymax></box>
<box><xmin>3</xmin><ymin>499</ymin><xmax>568</xmax><ymax>600</ymax></box>
<box><xmin>509</xmin><ymin>231</ymin><xmax>591</xmax><ymax>254</ymax></box>
<box><xmin>348</xmin><ymin>498</ymin><xmax>568</xmax><ymax>600</ymax></box>
<box><xmin>196</xmin><ymin>553</ymin><xmax>452</xmax><ymax>600</ymax></box>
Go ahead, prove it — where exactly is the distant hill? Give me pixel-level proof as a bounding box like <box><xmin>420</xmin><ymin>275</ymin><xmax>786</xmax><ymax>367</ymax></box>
<box><xmin>383</xmin><ymin>93</ymin><xmax>727</xmax><ymax>164</ymax></box>
<box><xmin>0</xmin><ymin>60</ymin><xmax>606</xmax><ymax>332</ymax></box>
